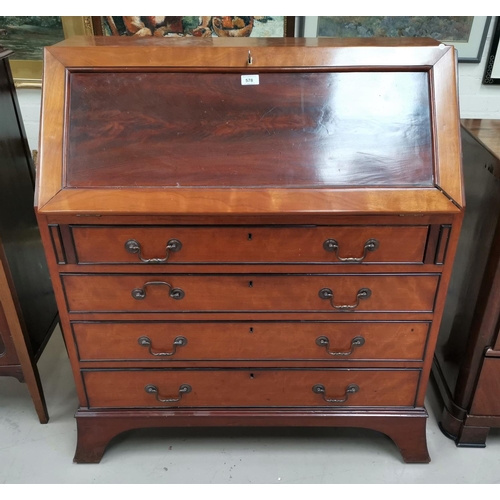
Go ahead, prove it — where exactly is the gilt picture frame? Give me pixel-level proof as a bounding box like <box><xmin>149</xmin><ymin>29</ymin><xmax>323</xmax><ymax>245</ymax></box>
<box><xmin>301</xmin><ymin>16</ymin><xmax>491</xmax><ymax>63</ymax></box>
<box><xmin>0</xmin><ymin>16</ymin><xmax>93</xmax><ymax>88</ymax></box>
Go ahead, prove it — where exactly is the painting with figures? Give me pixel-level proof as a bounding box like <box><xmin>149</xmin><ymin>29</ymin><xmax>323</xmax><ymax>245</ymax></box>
<box><xmin>96</xmin><ymin>16</ymin><xmax>287</xmax><ymax>38</ymax></box>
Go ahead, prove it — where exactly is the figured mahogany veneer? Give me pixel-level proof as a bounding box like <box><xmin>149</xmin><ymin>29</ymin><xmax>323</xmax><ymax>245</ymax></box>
<box><xmin>66</xmin><ymin>71</ymin><xmax>433</xmax><ymax>189</ymax></box>
<box><xmin>36</xmin><ymin>37</ymin><xmax>464</xmax><ymax>464</ymax></box>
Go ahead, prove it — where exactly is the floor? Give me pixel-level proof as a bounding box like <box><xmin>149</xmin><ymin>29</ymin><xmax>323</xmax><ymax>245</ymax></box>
<box><xmin>0</xmin><ymin>327</ymin><xmax>499</xmax><ymax>484</ymax></box>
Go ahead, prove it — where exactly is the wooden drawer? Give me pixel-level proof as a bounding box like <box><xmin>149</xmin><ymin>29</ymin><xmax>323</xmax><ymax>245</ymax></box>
<box><xmin>70</xmin><ymin>225</ymin><xmax>428</xmax><ymax>265</ymax></box>
<box><xmin>62</xmin><ymin>274</ymin><xmax>439</xmax><ymax>313</ymax></box>
<box><xmin>73</xmin><ymin>321</ymin><xmax>429</xmax><ymax>362</ymax></box>
<box><xmin>470</xmin><ymin>357</ymin><xmax>500</xmax><ymax>416</ymax></box>
<box><xmin>82</xmin><ymin>369</ymin><xmax>420</xmax><ymax>408</ymax></box>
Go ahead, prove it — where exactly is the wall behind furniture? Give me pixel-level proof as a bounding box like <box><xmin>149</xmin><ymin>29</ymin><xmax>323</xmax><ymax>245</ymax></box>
<box><xmin>458</xmin><ymin>18</ymin><xmax>499</xmax><ymax>118</ymax></box>
<box><xmin>17</xmin><ymin>89</ymin><xmax>41</xmax><ymax>151</ymax></box>
<box><xmin>16</xmin><ymin>18</ymin><xmax>499</xmax><ymax>150</ymax></box>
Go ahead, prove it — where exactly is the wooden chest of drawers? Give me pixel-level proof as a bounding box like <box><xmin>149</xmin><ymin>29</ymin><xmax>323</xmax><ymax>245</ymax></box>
<box><xmin>36</xmin><ymin>37</ymin><xmax>464</xmax><ymax>463</ymax></box>
<box><xmin>434</xmin><ymin>120</ymin><xmax>500</xmax><ymax>446</ymax></box>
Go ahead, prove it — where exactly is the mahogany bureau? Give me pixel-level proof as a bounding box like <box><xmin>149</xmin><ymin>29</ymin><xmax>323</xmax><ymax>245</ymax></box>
<box><xmin>36</xmin><ymin>36</ymin><xmax>464</xmax><ymax>463</ymax></box>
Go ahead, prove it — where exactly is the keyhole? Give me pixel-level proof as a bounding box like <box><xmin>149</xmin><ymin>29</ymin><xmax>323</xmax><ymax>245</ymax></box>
<box><xmin>249</xmin><ymin>327</ymin><xmax>253</xmax><ymax>333</ymax></box>
<box><xmin>249</xmin><ymin>281</ymin><xmax>253</xmax><ymax>288</ymax></box>
<box><xmin>249</xmin><ymin>373</ymin><xmax>254</xmax><ymax>379</ymax></box>
<box><xmin>248</xmin><ymin>233</ymin><xmax>252</xmax><ymax>240</ymax></box>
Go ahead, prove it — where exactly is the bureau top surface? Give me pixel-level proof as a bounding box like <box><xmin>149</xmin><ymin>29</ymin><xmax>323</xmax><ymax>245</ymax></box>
<box><xmin>36</xmin><ymin>37</ymin><xmax>463</xmax><ymax>216</ymax></box>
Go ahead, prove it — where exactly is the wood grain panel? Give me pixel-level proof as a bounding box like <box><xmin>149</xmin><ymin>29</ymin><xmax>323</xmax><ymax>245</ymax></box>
<box><xmin>71</xmin><ymin>225</ymin><xmax>428</xmax><ymax>265</ymax></box>
<box><xmin>47</xmin><ymin>37</ymin><xmax>445</xmax><ymax>70</ymax></box>
<box><xmin>470</xmin><ymin>357</ymin><xmax>500</xmax><ymax>416</ymax></box>
<box><xmin>66</xmin><ymin>71</ymin><xmax>433</xmax><ymax>189</ymax></box>
<box><xmin>37</xmin><ymin>50</ymin><xmax>66</xmax><ymax>208</ymax></box>
<box><xmin>61</xmin><ymin>273</ymin><xmax>439</xmax><ymax>313</ymax></box>
<box><xmin>431</xmin><ymin>48</ymin><xmax>464</xmax><ymax>207</ymax></box>
<box><xmin>82</xmin><ymin>368</ymin><xmax>420</xmax><ymax>408</ymax></box>
<box><xmin>73</xmin><ymin>321</ymin><xmax>429</xmax><ymax>362</ymax></box>
<box><xmin>38</xmin><ymin>187</ymin><xmax>459</xmax><ymax>216</ymax></box>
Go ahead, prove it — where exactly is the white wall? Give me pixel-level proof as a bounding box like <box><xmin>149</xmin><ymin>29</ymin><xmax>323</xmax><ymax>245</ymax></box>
<box><xmin>458</xmin><ymin>17</ymin><xmax>500</xmax><ymax>118</ymax></box>
<box><xmin>17</xmin><ymin>89</ymin><xmax>41</xmax><ymax>151</ymax></box>
<box><xmin>16</xmin><ymin>21</ymin><xmax>500</xmax><ymax>150</ymax></box>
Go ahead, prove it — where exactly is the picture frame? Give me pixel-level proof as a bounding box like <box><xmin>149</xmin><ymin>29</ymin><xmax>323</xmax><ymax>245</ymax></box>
<box><xmin>0</xmin><ymin>16</ymin><xmax>93</xmax><ymax>88</ymax></box>
<box><xmin>483</xmin><ymin>17</ymin><xmax>500</xmax><ymax>84</ymax></box>
<box><xmin>92</xmin><ymin>16</ymin><xmax>294</xmax><ymax>38</ymax></box>
<box><xmin>301</xmin><ymin>16</ymin><xmax>492</xmax><ymax>63</ymax></box>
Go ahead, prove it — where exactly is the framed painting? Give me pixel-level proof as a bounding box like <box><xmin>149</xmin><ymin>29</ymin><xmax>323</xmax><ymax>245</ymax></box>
<box><xmin>302</xmin><ymin>16</ymin><xmax>491</xmax><ymax>63</ymax></box>
<box><xmin>483</xmin><ymin>18</ymin><xmax>500</xmax><ymax>84</ymax></box>
<box><xmin>0</xmin><ymin>16</ymin><xmax>93</xmax><ymax>88</ymax></box>
<box><xmin>92</xmin><ymin>17</ymin><xmax>294</xmax><ymax>38</ymax></box>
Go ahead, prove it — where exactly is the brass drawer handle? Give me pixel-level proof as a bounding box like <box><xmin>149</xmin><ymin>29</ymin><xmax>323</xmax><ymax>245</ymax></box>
<box><xmin>318</xmin><ymin>287</ymin><xmax>371</xmax><ymax>310</ymax></box>
<box><xmin>138</xmin><ymin>336</ymin><xmax>188</xmax><ymax>357</ymax></box>
<box><xmin>144</xmin><ymin>383</ymin><xmax>192</xmax><ymax>403</ymax></box>
<box><xmin>125</xmin><ymin>238</ymin><xmax>182</xmax><ymax>263</ymax></box>
<box><xmin>316</xmin><ymin>335</ymin><xmax>365</xmax><ymax>356</ymax></box>
<box><xmin>132</xmin><ymin>281</ymin><xmax>185</xmax><ymax>300</ymax></box>
<box><xmin>312</xmin><ymin>383</ymin><xmax>359</xmax><ymax>403</ymax></box>
<box><xmin>323</xmin><ymin>238</ymin><xmax>379</xmax><ymax>262</ymax></box>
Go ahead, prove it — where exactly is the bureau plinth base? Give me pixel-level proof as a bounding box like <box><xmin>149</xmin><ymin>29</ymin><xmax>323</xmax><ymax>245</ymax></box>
<box><xmin>73</xmin><ymin>408</ymin><xmax>430</xmax><ymax>464</ymax></box>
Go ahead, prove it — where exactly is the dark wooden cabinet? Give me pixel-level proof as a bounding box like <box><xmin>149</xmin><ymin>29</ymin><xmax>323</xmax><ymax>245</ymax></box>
<box><xmin>0</xmin><ymin>48</ymin><xmax>58</xmax><ymax>423</ymax></box>
<box><xmin>433</xmin><ymin>119</ymin><xmax>500</xmax><ymax>446</ymax></box>
<box><xmin>36</xmin><ymin>37</ymin><xmax>464</xmax><ymax>462</ymax></box>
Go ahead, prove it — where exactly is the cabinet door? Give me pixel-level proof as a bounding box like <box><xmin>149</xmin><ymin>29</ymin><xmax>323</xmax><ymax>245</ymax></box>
<box><xmin>0</xmin><ymin>57</ymin><xmax>57</xmax><ymax>356</ymax></box>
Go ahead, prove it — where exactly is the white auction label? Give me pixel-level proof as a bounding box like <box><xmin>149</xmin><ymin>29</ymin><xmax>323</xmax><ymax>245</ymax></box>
<box><xmin>241</xmin><ymin>75</ymin><xmax>260</xmax><ymax>85</ymax></box>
